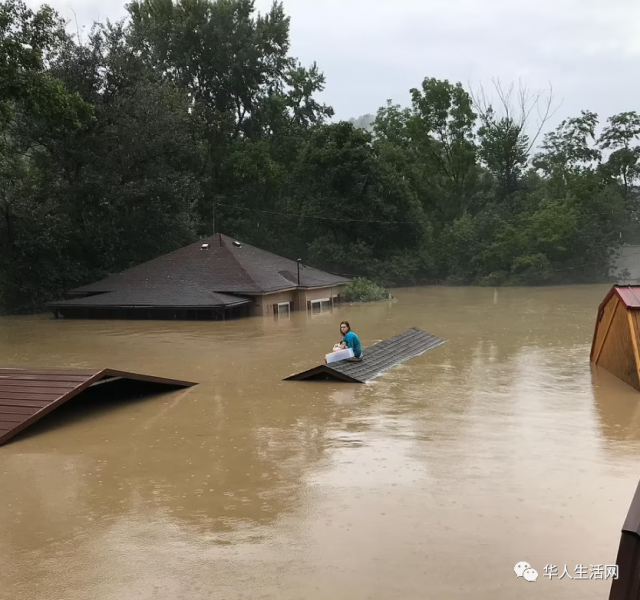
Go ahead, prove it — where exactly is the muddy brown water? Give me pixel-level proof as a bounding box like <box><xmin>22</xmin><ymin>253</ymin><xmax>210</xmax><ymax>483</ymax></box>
<box><xmin>0</xmin><ymin>285</ymin><xmax>639</xmax><ymax>600</ymax></box>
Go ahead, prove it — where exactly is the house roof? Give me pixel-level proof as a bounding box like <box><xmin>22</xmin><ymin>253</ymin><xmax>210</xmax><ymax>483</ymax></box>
<box><xmin>615</xmin><ymin>286</ymin><xmax>640</xmax><ymax>309</ymax></box>
<box><xmin>48</xmin><ymin>233</ymin><xmax>350</xmax><ymax>310</ymax></box>
<box><xmin>47</xmin><ymin>284</ymin><xmax>251</xmax><ymax>310</ymax></box>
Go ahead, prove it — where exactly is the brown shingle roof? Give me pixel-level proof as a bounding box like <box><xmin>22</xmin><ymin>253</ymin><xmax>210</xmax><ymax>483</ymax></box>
<box><xmin>48</xmin><ymin>234</ymin><xmax>350</xmax><ymax>309</ymax></box>
<box><xmin>222</xmin><ymin>235</ymin><xmax>351</xmax><ymax>291</ymax></box>
<box><xmin>48</xmin><ymin>285</ymin><xmax>250</xmax><ymax>309</ymax></box>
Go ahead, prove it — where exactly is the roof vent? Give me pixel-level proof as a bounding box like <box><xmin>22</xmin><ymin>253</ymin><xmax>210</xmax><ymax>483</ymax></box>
<box><xmin>201</xmin><ymin>243</ymin><xmax>209</xmax><ymax>249</ymax></box>
<box><xmin>233</xmin><ymin>241</ymin><xmax>242</xmax><ymax>248</ymax></box>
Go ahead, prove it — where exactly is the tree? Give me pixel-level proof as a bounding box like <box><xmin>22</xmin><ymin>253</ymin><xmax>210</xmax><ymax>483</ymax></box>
<box><xmin>0</xmin><ymin>15</ymin><xmax>205</xmax><ymax>312</ymax></box>
<box><xmin>0</xmin><ymin>0</ymin><xmax>88</xmax><ymax>124</ymax></box>
<box><xmin>598</xmin><ymin>111</ymin><xmax>640</xmax><ymax>198</ymax></box>
<box><xmin>471</xmin><ymin>79</ymin><xmax>557</xmax><ymax>199</ymax></box>
<box><xmin>0</xmin><ymin>0</ymin><xmax>92</xmax><ymax>311</ymax></box>
<box><xmin>408</xmin><ymin>78</ymin><xmax>479</xmax><ymax>221</ymax></box>
<box><xmin>0</xmin><ymin>1</ymin><xmax>637</xmax><ymax>313</ymax></box>
<box><xmin>528</xmin><ymin>110</ymin><xmax>627</xmax><ymax>280</ymax></box>
<box><xmin>127</xmin><ymin>0</ymin><xmax>333</xmax><ymax>235</ymax></box>
<box><xmin>288</xmin><ymin>121</ymin><xmax>428</xmax><ymax>282</ymax></box>
<box><xmin>532</xmin><ymin>110</ymin><xmax>602</xmax><ymax>178</ymax></box>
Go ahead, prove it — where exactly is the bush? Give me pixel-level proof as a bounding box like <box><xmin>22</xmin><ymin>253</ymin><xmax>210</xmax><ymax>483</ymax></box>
<box><xmin>477</xmin><ymin>271</ymin><xmax>509</xmax><ymax>287</ymax></box>
<box><xmin>342</xmin><ymin>277</ymin><xmax>390</xmax><ymax>302</ymax></box>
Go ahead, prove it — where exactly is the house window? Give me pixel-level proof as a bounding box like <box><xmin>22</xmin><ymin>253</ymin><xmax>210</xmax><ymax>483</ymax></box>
<box><xmin>310</xmin><ymin>298</ymin><xmax>332</xmax><ymax>315</ymax></box>
<box><xmin>274</xmin><ymin>302</ymin><xmax>291</xmax><ymax>318</ymax></box>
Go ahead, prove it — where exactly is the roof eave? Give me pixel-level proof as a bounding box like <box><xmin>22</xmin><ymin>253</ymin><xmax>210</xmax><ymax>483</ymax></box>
<box><xmin>260</xmin><ymin>282</ymin><xmax>350</xmax><ymax>294</ymax></box>
<box><xmin>284</xmin><ymin>365</ymin><xmax>362</xmax><ymax>383</ymax></box>
<box><xmin>47</xmin><ymin>301</ymin><xmax>252</xmax><ymax>310</ymax></box>
<box><xmin>66</xmin><ymin>289</ymin><xmax>113</xmax><ymax>296</ymax></box>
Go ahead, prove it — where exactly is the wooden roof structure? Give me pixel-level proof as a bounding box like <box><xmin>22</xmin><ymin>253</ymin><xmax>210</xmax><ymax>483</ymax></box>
<box><xmin>591</xmin><ymin>285</ymin><xmax>640</xmax><ymax>392</ymax></box>
<box><xmin>0</xmin><ymin>368</ymin><xmax>196</xmax><ymax>446</ymax></box>
<box><xmin>284</xmin><ymin>328</ymin><xmax>446</xmax><ymax>383</ymax></box>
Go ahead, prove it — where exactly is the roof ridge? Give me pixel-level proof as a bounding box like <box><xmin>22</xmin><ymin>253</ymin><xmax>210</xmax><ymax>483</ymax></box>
<box><xmin>218</xmin><ymin>233</ymin><xmax>351</xmax><ymax>290</ymax></box>
<box><xmin>220</xmin><ymin>233</ymin><xmax>349</xmax><ymax>279</ymax></box>
<box><xmin>217</xmin><ymin>233</ymin><xmax>262</xmax><ymax>292</ymax></box>
<box><xmin>65</xmin><ymin>231</ymin><xmax>350</xmax><ymax>298</ymax></box>
<box><xmin>220</xmin><ymin>232</ymin><xmax>301</xmax><ymax>264</ymax></box>
<box><xmin>82</xmin><ymin>234</ymin><xmax>223</xmax><ymax>284</ymax></box>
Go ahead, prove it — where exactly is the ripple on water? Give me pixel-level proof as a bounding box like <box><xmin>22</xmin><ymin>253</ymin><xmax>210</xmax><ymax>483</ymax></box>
<box><xmin>1</xmin><ymin>285</ymin><xmax>640</xmax><ymax>600</ymax></box>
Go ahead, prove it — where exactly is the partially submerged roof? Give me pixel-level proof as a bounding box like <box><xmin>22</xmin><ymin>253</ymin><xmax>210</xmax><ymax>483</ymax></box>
<box><xmin>590</xmin><ymin>284</ymin><xmax>640</xmax><ymax>390</ymax></box>
<box><xmin>48</xmin><ymin>284</ymin><xmax>251</xmax><ymax>310</ymax></box>
<box><xmin>0</xmin><ymin>367</ymin><xmax>196</xmax><ymax>446</ymax></box>
<box><xmin>284</xmin><ymin>328</ymin><xmax>446</xmax><ymax>383</ymax></box>
<box><xmin>59</xmin><ymin>233</ymin><xmax>351</xmax><ymax>300</ymax></box>
<box><xmin>599</xmin><ymin>285</ymin><xmax>640</xmax><ymax>311</ymax></box>
<box><xmin>609</xmin><ymin>475</ymin><xmax>640</xmax><ymax>598</ymax></box>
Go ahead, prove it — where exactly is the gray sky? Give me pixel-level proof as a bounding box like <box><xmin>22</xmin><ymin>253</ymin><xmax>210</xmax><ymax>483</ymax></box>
<box><xmin>27</xmin><ymin>0</ymin><xmax>640</xmax><ymax>137</ymax></box>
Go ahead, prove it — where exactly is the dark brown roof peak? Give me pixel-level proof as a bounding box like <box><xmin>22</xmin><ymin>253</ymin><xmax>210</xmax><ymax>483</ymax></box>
<box><xmin>51</xmin><ymin>232</ymin><xmax>350</xmax><ymax>309</ymax></box>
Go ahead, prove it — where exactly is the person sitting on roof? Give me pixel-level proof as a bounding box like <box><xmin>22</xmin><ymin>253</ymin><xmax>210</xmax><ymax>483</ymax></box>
<box><xmin>335</xmin><ymin>321</ymin><xmax>363</xmax><ymax>361</ymax></box>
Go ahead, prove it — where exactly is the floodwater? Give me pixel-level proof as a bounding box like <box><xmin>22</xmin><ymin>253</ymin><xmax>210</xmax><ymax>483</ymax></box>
<box><xmin>0</xmin><ymin>285</ymin><xmax>639</xmax><ymax>600</ymax></box>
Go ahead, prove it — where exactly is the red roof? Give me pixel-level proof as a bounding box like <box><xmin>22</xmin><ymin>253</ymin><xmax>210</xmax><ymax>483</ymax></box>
<box><xmin>600</xmin><ymin>285</ymin><xmax>640</xmax><ymax>310</ymax></box>
<box><xmin>0</xmin><ymin>368</ymin><xmax>195</xmax><ymax>446</ymax></box>
<box><xmin>615</xmin><ymin>286</ymin><xmax>640</xmax><ymax>308</ymax></box>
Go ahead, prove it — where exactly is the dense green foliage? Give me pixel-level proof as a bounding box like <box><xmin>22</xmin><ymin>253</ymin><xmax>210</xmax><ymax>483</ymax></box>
<box><xmin>1</xmin><ymin>0</ymin><xmax>639</xmax><ymax>313</ymax></box>
<box><xmin>342</xmin><ymin>278</ymin><xmax>390</xmax><ymax>303</ymax></box>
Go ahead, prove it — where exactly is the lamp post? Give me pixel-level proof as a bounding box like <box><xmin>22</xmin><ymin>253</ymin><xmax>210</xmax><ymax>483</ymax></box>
<box><xmin>297</xmin><ymin>258</ymin><xmax>302</xmax><ymax>312</ymax></box>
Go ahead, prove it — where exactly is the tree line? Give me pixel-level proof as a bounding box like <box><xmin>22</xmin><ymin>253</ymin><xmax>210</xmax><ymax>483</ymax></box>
<box><xmin>1</xmin><ymin>0</ymin><xmax>639</xmax><ymax>313</ymax></box>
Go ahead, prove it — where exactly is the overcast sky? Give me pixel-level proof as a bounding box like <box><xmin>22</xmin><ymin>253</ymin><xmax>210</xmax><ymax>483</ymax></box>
<box><xmin>26</xmin><ymin>0</ymin><xmax>640</xmax><ymax>136</ymax></box>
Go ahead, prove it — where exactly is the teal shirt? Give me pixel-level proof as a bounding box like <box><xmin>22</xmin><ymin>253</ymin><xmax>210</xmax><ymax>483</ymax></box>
<box><xmin>343</xmin><ymin>331</ymin><xmax>362</xmax><ymax>357</ymax></box>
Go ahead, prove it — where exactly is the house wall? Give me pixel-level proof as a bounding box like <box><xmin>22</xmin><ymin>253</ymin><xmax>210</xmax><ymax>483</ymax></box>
<box><xmin>597</xmin><ymin>301</ymin><xmax>640</xmax><ymax>391</ymax></box>
<box><xmin>252</xmin><ymin>284</ymin><xmax>348</xmax><ymax>317</ymax></box>
<box><xmin>592</xmin><ymin>295</ymin><xmax>620</xmax><ymax>362</ymax></box>
<box><xmin>256</xmin><ymin>290</ymin><xmax>296</xmax><ymax>317</ymax></box>
<box><xmin>299</xmin><ymin>286</ymin><xmax>345</xmax><ymax>308</ymax></box>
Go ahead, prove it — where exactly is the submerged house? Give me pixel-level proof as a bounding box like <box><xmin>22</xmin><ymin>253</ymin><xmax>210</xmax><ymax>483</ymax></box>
<box><xmin>47</xmin><ymin>233</ymin><xmax>351</xmax><ymax>320</ymax></box>
<box><xmin>590</xmin><ymin>285</ymin><xmax>640</xmax><ymax>391</ymax></box>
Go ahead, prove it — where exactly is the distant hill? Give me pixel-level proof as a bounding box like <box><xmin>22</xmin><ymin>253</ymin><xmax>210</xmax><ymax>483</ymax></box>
<box><xmin>348</xmin><ymin>114</ymin><xmax>375</xmax><ymax>131</ymax></box>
